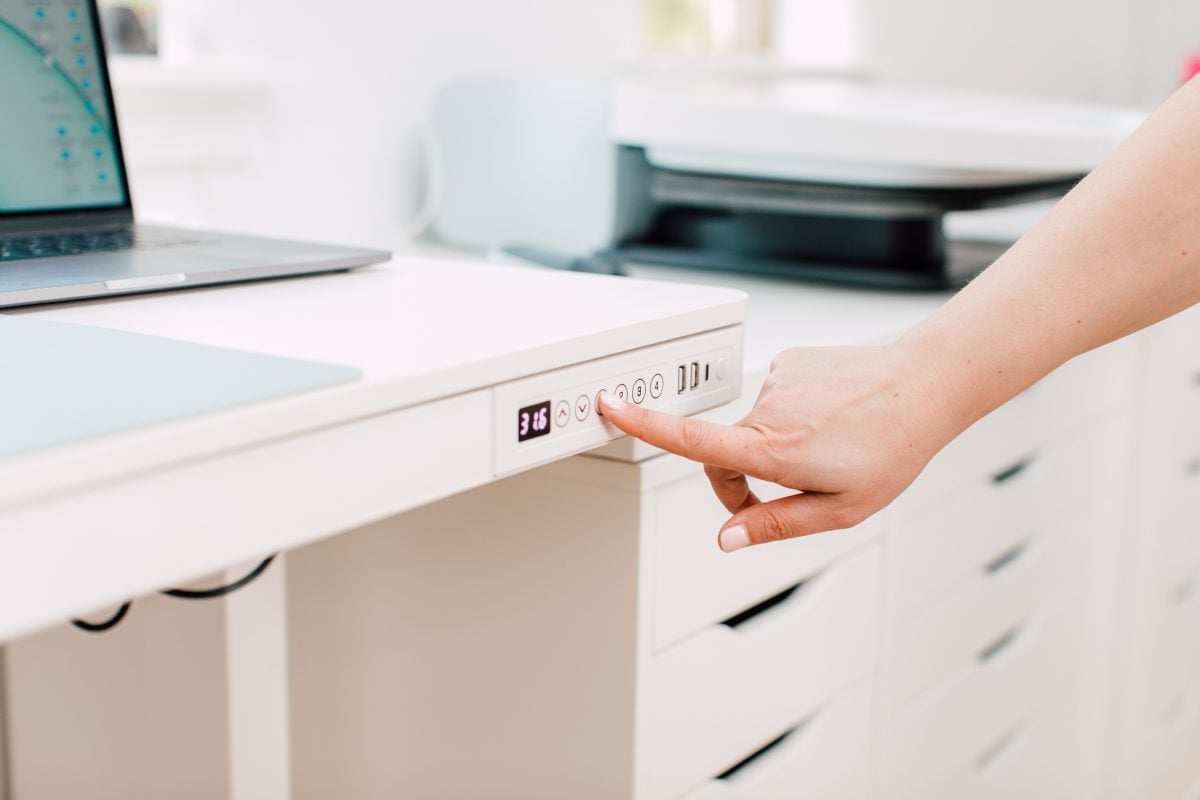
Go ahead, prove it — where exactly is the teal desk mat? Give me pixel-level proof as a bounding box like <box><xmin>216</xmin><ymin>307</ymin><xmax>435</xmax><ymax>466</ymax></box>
<box><xmin>0</xmin><ymin>317</ymin><xmax>362</xmax><ymax>461</ymax></box>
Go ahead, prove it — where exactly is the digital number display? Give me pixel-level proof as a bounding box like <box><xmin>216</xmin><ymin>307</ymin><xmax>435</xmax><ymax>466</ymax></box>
<box><xmin>517</xmin><ymin>401</ymin><xmax>552</xmax><ymax>443</ymax></box>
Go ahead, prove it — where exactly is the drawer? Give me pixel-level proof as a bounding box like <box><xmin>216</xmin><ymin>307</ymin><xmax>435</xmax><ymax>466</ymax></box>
<box><xmin>880</xmin><ymin>595</ymin><xmax>1085</xmax><ymax>800</ymax></box>
<box><xmin>940</xmin><ymin>689</ymin><xmax>1085</xmax><ymax>800</ymax></box>
<box><xmin>901</xmin><ymin>342</ymin><xmax>1128</xmax><ymax>514</ymax></box>
<box><xmin>884</xmin><ymin>509</ymin><xmax>1084</xmax><ymax>717</ymax></box>
<box><xmin>1133</xmin><ymin>680</ymin><xmax>1200</xmax><ymax>800</ymax></box>
<box><xmin>889</xmin><ymin>432</ymin><xmax>1095</xmax><ymax>621</ymax></box>
<box><xmin>1153</xmin><ymin>486</ymin><xmax>1200</xmax><ymax>590</ymax></box>
<box><xmin>677</xmin><ymin>680</ymin><xmax>873</xmax><ymax>800</ymax></box>
<box><xmin>1141</xmin><ymin>570</ymin><xmax>1200</xmax><ymax>731</ymax></box>
<box><xmin>652</xmin><ymin>470</ymin><xmax>880</xmax><ymax>650</ymax></box>
<box><xmin>641</xmin><ymin>546</ymin><xmax>881</xmax><ymax>800</ymax></box>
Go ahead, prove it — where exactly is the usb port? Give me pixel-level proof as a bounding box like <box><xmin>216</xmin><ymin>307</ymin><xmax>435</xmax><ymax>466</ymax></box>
<box><xmin>689</xmin><ymin>362</ymin><xmax>700</xmax><ymax>389</ymax></box>
<box><xmin>677</xmin><ymin>365</ymin><xmax>687</xmax><ymax>394</ymax></box>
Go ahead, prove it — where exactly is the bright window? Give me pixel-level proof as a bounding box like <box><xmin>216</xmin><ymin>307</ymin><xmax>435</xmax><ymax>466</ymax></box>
<box><xmin>642</xmin><ymin>0</ymin><xmax>861</xmax><ymax>67</ymax></box>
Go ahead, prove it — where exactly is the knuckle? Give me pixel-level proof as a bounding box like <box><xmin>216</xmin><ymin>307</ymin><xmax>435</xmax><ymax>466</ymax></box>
<box><xmin>827</xmin><ymin>503</ymin><xmax>867</xmax><ymax>531</ymax></box>
<box><xmin>755</xmin><ymin>509</ymin><xmax>792</xmax><ymax>543</ymax></box>
<box><xmin>680</xmin><ymin>417</ymin><xmax>709</xmax><ymax>454</ymax></box>
<box><xmin>768</xmin><ymin>348</ymin><xmax>794</xmax><ymax>373</ymax></box>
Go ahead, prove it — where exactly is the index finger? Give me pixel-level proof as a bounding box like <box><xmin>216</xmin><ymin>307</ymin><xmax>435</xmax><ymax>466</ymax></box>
<box><xmin>597</xmin><ymin>390</ymin><xmax>769</xmax><ymax>475</ymax></box>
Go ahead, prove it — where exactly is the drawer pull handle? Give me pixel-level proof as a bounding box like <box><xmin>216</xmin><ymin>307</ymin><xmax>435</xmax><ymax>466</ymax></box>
<box><xmin>973</xmin><ymin>723</ymin><xmax>1028</xmax><ymax>774</ymax></box>
<box><xmin>1172</xmin><ymin>573</ymin><xmax>1200</xmax><ymax>607</ymax></box>
<box><xmin>984</xmin><ymin>538</ymin><xmax>1033</xmax><ymax>576</ymax></box>
<box><xmin>716</xmin><ymin>716</ymin><xmax>814</xmax><ymax>782</ymax></box>
<box><xmin>1164</xmin><ymin>683</ymin><xmax>1200</xmax><ymax>730</ymax></box>
<box><xmin>721</xmin><ymin>580</ymin><xmax>807</xmax><ymax>630</ymax></box>
<box><xmin>977</xmin><ymin>619</ymin><xmax>1028</xmax><ymax>663</ymax></box>
<box><xmin>992</xmin><ymin>455</ymin><xmax>1035</xmax><ymax>485</ymax></box>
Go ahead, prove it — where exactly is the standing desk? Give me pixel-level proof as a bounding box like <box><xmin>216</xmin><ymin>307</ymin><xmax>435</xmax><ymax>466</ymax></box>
<box><xmin>0</xmin><ymin>255</ymin><xmax>746</xmax><ymax>799</ymax></box>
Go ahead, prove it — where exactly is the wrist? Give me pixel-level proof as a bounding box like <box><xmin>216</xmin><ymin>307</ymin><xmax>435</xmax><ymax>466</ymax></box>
<box><xmin>884</xmin><ymin>332</ymin><xmax>981</xmax><ymax>451</ymax></box>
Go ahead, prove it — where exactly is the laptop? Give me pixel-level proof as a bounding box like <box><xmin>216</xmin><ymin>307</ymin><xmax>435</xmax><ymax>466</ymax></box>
<box><xmin>0</xmin><ymin>0</ymin><xmax>390</xmax><ymax>308</ymax></box>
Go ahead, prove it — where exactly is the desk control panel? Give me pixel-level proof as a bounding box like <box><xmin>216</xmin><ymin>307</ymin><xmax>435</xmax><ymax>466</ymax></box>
<box><xmin>493</xmin><ymin>326</ymin><xmax>743</xmax><ymax>476</ymax></box>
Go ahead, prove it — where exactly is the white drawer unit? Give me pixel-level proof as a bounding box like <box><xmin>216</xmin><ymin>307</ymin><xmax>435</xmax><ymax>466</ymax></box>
<box><xmin>1140</xmin><ymin>569</ymin><xmax>1200</xmax><ymax>731</ymax></box>
<box><xmin>1131</xmin><ymin>679</ymin><xmax>1200</xmax><ymax>800</ymax></box>
<box><xmin>880</xmin><ymin>595</ymin><xmax>1087</xmax><ymax>800</ymax></box>
<box><xmin>493</xmin><ymin>326</ymin><xmax>743</xmax><ymax>475</ymax></box>
<box><xmin>939</xmin><ymin>690</ymin><xmax>1086</xmax><ymax>800</ymax></box>
<box><xmin>676</xmin><ymin>680</ymin><xmax>874</xmax><ymax>800</ymax></box>
<box><xmin>640</xmin><ymin>546</ymin><xmax>881</xmax><ymax>800</ymax></box>
<box><xmin>899</xmin><ymin>340</ymin><xmax>1131</xmax><ymax>515</ymax></box>
<box><xmin>888</xmin><ymin>430</ymin><xmax>1097</xmax><ymax>622</ymax></box>
<box><xmin>884</xmin><ymin>506</ymin><xmax>1085</xmax><ymax>717</ymax></box>
<box><xmin>651</xmin><ymin>469</ymin><xmax>882</xmax><ymax>651</ymax></box>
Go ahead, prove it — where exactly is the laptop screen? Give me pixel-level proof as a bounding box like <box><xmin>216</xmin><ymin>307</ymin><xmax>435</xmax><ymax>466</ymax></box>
<box><xmin>0</xmin><ymin>0</ymin><xmax>130</xmax><ymax>216</ymax></box>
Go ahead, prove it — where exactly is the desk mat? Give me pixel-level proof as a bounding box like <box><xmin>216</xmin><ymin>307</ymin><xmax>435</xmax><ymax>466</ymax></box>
<box><xmin>0</xmin><ymin>316</ymin><xmax>362</xmax><ymax>461</ymax></box>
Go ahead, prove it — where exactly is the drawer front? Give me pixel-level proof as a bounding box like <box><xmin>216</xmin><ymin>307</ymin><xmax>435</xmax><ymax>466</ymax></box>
<box><xmin>942</xmin><ymin>689</ymin><xmax>1085</xmax><ymax>800</ymax></box>
<box><xmin>641</xmin><ymin>546</ymin><xmax>881</xmax><ymax>800</ymax></box>
<box><xmin>677</xmin><ymin>680</ymin><xmax>873</xmax><ymax>800</ymax></box>
<box><xmin>888</xmin><ymin>432</ymin><xmax>1096</xmax><ymax>621</ymax></box>
<box><xmin>1132</xmin><ymin>680</ymin><xmax>1200</xmax><ymax>800</ymax></box>
<box><xmin>1142</xmin><ymin>571</ymin><xmax>1200</xmax><ymax>731</ymax></box>
<box><xmin>652</xmin><ymin>470</ymin><xmax>880</xmax><ymax>650</ymax></box>
<box><xmin>881</xmin><ymin>595</ymin><xmax>1086</xmax><ymax>800</ymax></box>
<box><xmin>901</xmin><ymin>342</ymin><xmax>1127</xmax><ymax>514</ymax></box>
<box><xmin>884</xmin><ymin>508</ymin><xmax>1084</xmax><ymax>717</ymax></box>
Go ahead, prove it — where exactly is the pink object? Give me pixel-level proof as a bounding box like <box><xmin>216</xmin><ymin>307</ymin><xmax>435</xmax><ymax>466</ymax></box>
<box><xmin>1183</xmin><ymin>53</ymin><xmax>1200</xmax><ymax>84</ymax></box>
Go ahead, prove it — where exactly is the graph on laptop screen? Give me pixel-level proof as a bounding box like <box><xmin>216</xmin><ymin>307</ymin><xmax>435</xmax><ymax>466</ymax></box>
<box><xmin>0</xmin><ymin>0</ymin><xmax>128</xmax><ymax>214</ymax></box>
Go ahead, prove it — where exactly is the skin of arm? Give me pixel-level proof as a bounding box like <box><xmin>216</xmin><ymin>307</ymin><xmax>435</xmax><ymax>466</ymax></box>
<box><xmin>598</xmin><ymin>77</ymin><xmax>1200</xmax><ymax>553</ymax></box>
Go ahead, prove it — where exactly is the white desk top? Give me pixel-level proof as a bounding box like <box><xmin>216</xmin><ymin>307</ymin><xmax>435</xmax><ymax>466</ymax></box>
<box><xmin>1</xmin><ymin>256</ymin><xmax>745</xmax><ymax>509</ymax></box>
<box><xmin>0</xmin><ymin>256</ymin><xmax>746</xmax><ymax>640</ymax></box>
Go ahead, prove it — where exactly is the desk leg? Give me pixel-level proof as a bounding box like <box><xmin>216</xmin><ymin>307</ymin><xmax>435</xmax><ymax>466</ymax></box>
<box><xmin>225</xmin><ymin>556</ymin><xmax>292</xmax><ymax>800</ymax></box>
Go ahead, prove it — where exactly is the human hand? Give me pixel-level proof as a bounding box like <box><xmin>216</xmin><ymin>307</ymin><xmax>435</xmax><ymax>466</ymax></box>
<box><xmin>598</xmin><ymin>344</ymin><xmax>959</xmax><ymax>552</ymax></box>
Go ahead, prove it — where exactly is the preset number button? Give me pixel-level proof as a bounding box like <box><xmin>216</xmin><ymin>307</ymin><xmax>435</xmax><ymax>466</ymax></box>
<box><xmin>632</xmin><ymin>378</ymin><xmax>647</xmax><ymax>404</ymax></box>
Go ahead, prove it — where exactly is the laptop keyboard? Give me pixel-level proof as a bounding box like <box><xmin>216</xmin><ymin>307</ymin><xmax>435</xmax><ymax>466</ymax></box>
<box><xmin>0</xmin><ymin>228</ymin><xmax>202</xmax><ymax>262</ymax></box>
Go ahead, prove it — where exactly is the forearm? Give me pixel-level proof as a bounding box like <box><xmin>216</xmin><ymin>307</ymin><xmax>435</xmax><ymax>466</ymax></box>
<box><xmin>900</xmin><ymin>78</ymin><xmax>1200</xmax><ymax>437</ymax></box>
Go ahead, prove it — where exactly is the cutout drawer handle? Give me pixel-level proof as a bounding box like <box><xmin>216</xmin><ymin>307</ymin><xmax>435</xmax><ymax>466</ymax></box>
<box><xmin>984</xmin><ymin>537</ymin><xmax>1034</xmax><ymax>576</ymax></box>
<box><xmin>992</xmin><ymin>455</ymin><xmax>1036</xmax><ymax>485</ymax></box>
<box><xmin>1165</xmin><ymin>683</ymin><xmax>1200</xmax><ymax>730</ymax></box>
<box><xmin>977</xmin><ymin>619</ymin><xmax>1029</xmax><ymax>664</ymax></box>
<box><xmin>720</xmin><ymin>579</ymin><xmax>808</xmax><ymax>630</ymax></box>
<box><xmin>973</xmin><ymin>723</ymin><xmax>1028</xmax><ymax>774</ymax></box>
<box><xmin>716</xmin><ymin>713</ymin><xmax>816</xmax><ymax>783</ymax></box>
<box><xmin>1184</xmin><ymin>456</ymin><xmax>1200</xmax><ymax>478</ymax></box>
<box><xmin>1172</xmin><ymin>573</ymin><xmax>1200</xmax><ymax>607</ymax></box>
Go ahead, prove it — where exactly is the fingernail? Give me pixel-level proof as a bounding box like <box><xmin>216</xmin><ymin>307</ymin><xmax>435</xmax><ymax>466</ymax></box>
<box><xmin>719</xmin><ymin>524</ymin><xmax>750</xmax><ymax>553</ymax></box>
<box><xmin>598</xmin><ymin>390</ymin><xmax>626</xmax><ymax>412</ymax></box>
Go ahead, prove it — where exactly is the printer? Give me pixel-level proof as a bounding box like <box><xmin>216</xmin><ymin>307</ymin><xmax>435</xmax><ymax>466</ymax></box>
<box><xmin>430</xmin><ymin>78</ymin><xmax>1144</xmax><ymax>289</ymax></box>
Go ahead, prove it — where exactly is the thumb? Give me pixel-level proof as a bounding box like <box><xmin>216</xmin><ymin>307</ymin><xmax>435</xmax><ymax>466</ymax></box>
<box><xmin>717</xmin><ymin>493</ymin><xmax>861</xmax><ymax>552</ymax></box>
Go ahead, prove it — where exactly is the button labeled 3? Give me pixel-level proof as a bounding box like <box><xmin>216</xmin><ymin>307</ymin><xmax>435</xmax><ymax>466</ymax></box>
<box><xmin>632</xmin><ymin>378</ymin><xmax>647</xmax><ymax>404</ymax></box>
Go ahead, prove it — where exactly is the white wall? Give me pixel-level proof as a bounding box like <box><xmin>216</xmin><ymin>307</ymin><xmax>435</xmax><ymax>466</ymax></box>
<box><xmin>859</xmin><ymin>0</ymin><xmax>1200</xmax><ymax>107</ymax></box>
<box><xmin>154</xmin><ymin>0</ymin><xmax>633</xmax><ymax>248</ymax></box>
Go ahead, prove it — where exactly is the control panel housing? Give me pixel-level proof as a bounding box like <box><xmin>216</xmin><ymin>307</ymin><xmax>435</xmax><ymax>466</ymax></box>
<box><xmin>493</xmin><ymin>325</ymin><xmax>743</xmax><ymax>476</ymax></box>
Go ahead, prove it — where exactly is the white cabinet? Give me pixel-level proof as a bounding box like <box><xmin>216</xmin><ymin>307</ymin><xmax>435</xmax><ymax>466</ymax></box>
<box><xmin>1109</xmin><ymin>306</ymin><xmax>1200</xmax><ymax>800</ymax></box>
